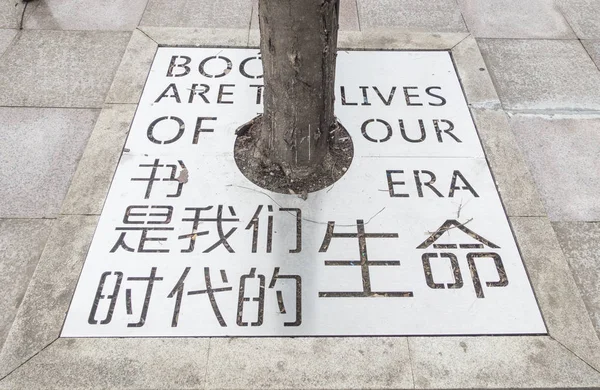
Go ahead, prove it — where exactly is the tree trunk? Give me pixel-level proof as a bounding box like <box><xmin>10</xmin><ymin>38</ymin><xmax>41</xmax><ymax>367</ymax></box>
<box><xmin>258</xmin><ymin>0</ymin><xmax>339</xmax><ymax>179</ymax></box>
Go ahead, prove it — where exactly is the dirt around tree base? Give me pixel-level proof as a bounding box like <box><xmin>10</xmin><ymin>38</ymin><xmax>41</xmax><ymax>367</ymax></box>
<box><xmin>234</xmin><ymin>117</ymin><xmax>354</xmax><ymax>197</ymax></box>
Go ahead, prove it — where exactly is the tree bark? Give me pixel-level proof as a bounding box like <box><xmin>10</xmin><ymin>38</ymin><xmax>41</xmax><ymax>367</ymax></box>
<box><xmin>258</xmin><ymin>0</ymin><xmax>339</xmax><ymax>179</ymax></box>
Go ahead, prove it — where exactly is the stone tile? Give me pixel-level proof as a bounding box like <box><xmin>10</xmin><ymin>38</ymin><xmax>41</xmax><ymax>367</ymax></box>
<box><xmin>339</xmin><ymin>0</ymin><xmax>360</xmax><ymax>30</ymax></box>
<box><xmin>458</xmin><ymin>0</ymin><xmax>575</xmax><ymax>39</ymax></box>
<box><xmin>23</xmin><ymin>0</ymin><xmax>148</xmax><ymax>31</ymax></box>
<box><xmin>557</xmin><ymin>0</ymin><xmax>600</xmax><ymax>39</ymax></box>
<box><xmin>508</xmin><ymin>114</ymin><xmax>600</xmax><ymax>221</ymax></box>
<box><xmin>0</xmin><ymin>29</ymin><xmax>16</xmax><ymax>57</ymax></box>
<box><xmin>249</xmin><ymin>29</ymin><xmax>365</xmax><ymax>49</ymax></box>
<box><xmin>247</xmin><ymin>27</ymin><xmax>260</xmax><ymax>47</ymax></box>
<box><xmin>0</xmin><ymin>108</ymin><xmax>99</xmax><ymax>218</ymax></box>
<box><xmin>251</xmin><ymin>0</ymin><xmax>359</xmax><ymax>30</ymax></box>
<box><xmin>470</xmin><ymin>109</ymin><xmax>546</xmax><ymax>217</ymax></box>
<box><xmin>451</xmin><ymin>36</ymin><xmax>501</xmax><ymax>109</ymax></box>
<box><xmin>140</xmin><ymin>27</ymin><xmax>249</xmax><ymax>48</ymax></box>
<box><xmin>511</xmin><ymin>217</ymin><xmax>600</xmax><ymax>371</ymax></box>
<box><xmin>0</xmin><ymin>0</ymin><xmax>23</xmax><ymax>29</ymax></box>
<box><xmin>337</xmin><ymin>30</ymin><xmax>363</xmax><ymax>49</ymax></box>
<box><xmin>0</xmin><ymin>216</ymin><xmax>98</xmax><ymax>379</ymax></box>
<box><xmin>410</xmin><ymin>336</ymin><xmax>600</xmax><ymax>388</ymax></box>
<box><xmin>140</xmin><ymin>0</ymin><xmax>252</xmax><ymax>28</ymax></box>
<box><xmin>0</xmin><ymin>30</ymin><xmax>130</xmax><ymax>108</ymax></box>
<box><xmin>583</xmin><ymin>39</ymin><xmax>600</xmax><ymax>68</ymax></box>
<box><xmin>206</xmin><ymin>337</ymin><xmax>413</xmax><ymax>389</ymax></box>
<box><xmin>552</xmin><ymin>222</ymin><xmax>600</xmax><ymax>338</ymax></box>
<box><xmin>361</xmin><ymin>30</ymin><xmax>467</xmax><ymax>50</ymax></box>
<box><xmin>478</xmin><ymin>39</ymin><xmax>600</xmax><ymax>111</ymax></box>
<box><xmin>61</xmin><ymin>105</ymin><xmax>136</xmax><ymax>216</ymax></box>
<box><xmin>0</xmin><ymin>219</ymin><xmax>53</xmax><ymax>350</ymax></box>
<box><xmin>106</xmin><ymin>30</ymin><xmax>157</xmax><ymax>104</ymax></box>
<box><xmin>357</xmin><ymin>0</ymin><xmax>466</xmax><ymax>32</ymax></box>
<box><xmin>0</xmin><ymin>338</ymin><xmax>209</xmax><ymax>389</ymax></box>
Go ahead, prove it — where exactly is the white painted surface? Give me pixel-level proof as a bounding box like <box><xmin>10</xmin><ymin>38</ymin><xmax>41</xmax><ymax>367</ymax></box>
<box><xmin>63</xmin><ymin>48</ymin><xmax>545</xmax><ymax>336</ymax></box>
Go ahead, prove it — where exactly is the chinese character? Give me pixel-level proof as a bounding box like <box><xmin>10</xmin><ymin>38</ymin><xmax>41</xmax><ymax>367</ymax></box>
<box><xmin>110</xmin><ymin>205</ymin><xmax>174</xmax><ymax>253</ymax></box>
<box><xmin>178</xmin><ymin>205</ymin><xmax>239</xmax><ymax>253</ymax></box>
<box><xmin>187</xmin><ymin>267</ymin><xmax>233</xmax><ymax>326</ymax></box>
<box><xmin>319</xmin><ymin>219</ymin><xmax>413</xmax><ymax>298</ymax></box>
<box><xmin>131</xmin><ymin>159</ymin><xmax>187</xmax><ymax>199</ymax></box>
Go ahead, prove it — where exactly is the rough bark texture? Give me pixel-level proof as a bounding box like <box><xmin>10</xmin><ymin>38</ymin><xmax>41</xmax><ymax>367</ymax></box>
<box><xmin>258</xmin><ymin>0</ymin><xmax>339</xmax><ymax>179</ymax></box>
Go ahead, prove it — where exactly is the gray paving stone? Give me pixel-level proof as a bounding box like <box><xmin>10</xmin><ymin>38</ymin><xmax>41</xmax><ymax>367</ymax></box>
<box><xmin>336</xmin><ymin>30</ymin><xmax>363</xmax><ymax>50</ymax></box>
<box><xmin>61</xmin><ymin>105</ymin><xmax>136</xmax><ymax>216</ymax></box>
<box><xmin>0</xmin><ymin>30</ymin><xmax>130</xmax><ymax>108</ymax></box>
<box><xmin>140</xmin><ymin>26</ymin><xmax>249</xmax><ymax>48</ymax></box>
<box><xmin>458</xmin><ymin>0</ymin><xmax>575</xmax><ymax>39</ymax></box>
<box><xmin>0</xmin><ymin>338</ymin><xmax>209</xmax><ymax>389</ymax></box>
<box><xmin>339</xmin><ymin>0</ymin><xmax>360</xmax><ymax>30</ymax></box>
<box><xmin>409</xmin><ymin>336</ymin><xmax>600</xmax><ymax>388</ymax></box>
<box><xmin>583</xmin><ymin>39</ymin><xmax>600</xmax><ymax>68</ymax></box>
<box><xmin>358</xmin><ymin>0</ymin><xmax>466</xmax><ymax>32</ymax></box>
<box><xmin>0</xmin><ymin>215</ymin><xmax>97</xmax><ymax>379</ymax></box>
<box><xmin>509</xmin><ymin>114</ymin><xmax>600</xmax><ymax>221</ymax></box>
<box><xmin>152</xmin><ymin>28</ymin><xmax>465</xmax><ymax>52</ymax></box>
<box><xmin>106</xmin><ymin>30</ymin><xmax>157</xmax><ymax>104</ymax></box>
<box><xmin>557</xmin><ymin>0</ymin><xmax>600</xmax><ymax>39</ymax></box>
<box><xmin>552</xmin><ymin>222</ymin><xmax>600</xmax><ymax>339</ymax></box>
<box><xmin>0</xmin><ymin>29</ymin><xmax>16</xmax><ymax>57</ymax></box>
<box><xmin>510</xmin><ymin>217</ymin><xmax>600</xmax><ymax>371</ymax></box>
<box><xmin>206</xmin><ymin>337</ymin><xmax>413</xmax><ymax>389</ymax></box>
<box><xmin>451</xmin><ymin>36</ymin><xmax>501</xmax><ymax>109</ymax></box>
<box><xmin>23</xmin><ymin>0</ymin><xmax>148</xmax><ymax>31</ymax></box>
<box><xmin>478</xmin><ymin>39</ymin><xmax>600</xmax><ymax>111</ymax></box>
<box><xmin>471</xmin><ymin>109</ymin><xmax>546</xmax><ymax>217</ymax></box>
<box><xmin>0</xmin><ymin>108</ymin><xmax>99</xmax><ymax>218</ymax></box>
<box><xmin>361</xmin><ymin>30</ymin><xmax>467</xmax><ymax>50</ymax></box>
<box><xmin>0</xmin><ymin>0</ymin><xmax>22</xmax><ymax>29</ymax></box>
<box><xmin>0</xmin><ymin>219</ymin><xmax>53</xmax><ymax>351</ymax></box>
<box><xmin>250</xmin><ymin>0</ymin><xmax>359</xmax><ymax>31</ymax></box>
<box><xmin>140</xmin><ymin>0</ymin><xmax>252</xmax><ymax>28</ymax></box>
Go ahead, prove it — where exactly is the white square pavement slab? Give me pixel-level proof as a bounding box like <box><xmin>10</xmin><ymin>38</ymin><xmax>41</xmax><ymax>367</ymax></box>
<box><xmin>409</xmin><ymin>336</ymin><xmax>600</xmax><ymax>388</ymax></box>
<box><xmin>583</xmin><ymin>39</ymin><xmax>600</xmax><ymax>68</ymax></box>
<box><xmin>61</xmin><ymin>104</ymin><xmax>137</xmax><ymax>216</ymax></box>
<box><xmin>140</xmin><ymin>0</ymin><xmax>252</xmax><ymax>29</ymax></box>
<box><xmin>22</xmin><ymin>0</ymin><xmax>149</xmax><ymax>31</ymax></box>
<box><xmin>205</xmin><ymin>337</ymin><xmax>413</xmax><ymax>389</ymax></box>
<box><xmin>509</xmin><ymin>114</ymin><xmax>600</xmax><ymax>221</ymax></box>
<box><xmin>0</xmin><ymin>30</ymin><xmax>130</xmax><ymax>108</ymax></box>
<box><xmin>510</xmin><ymin>216</ymin><xmax>600</xmax><ymax>370</ymax></box>
<box><xmin>0</xmin><ymin>219</ymin><xmax>53</xmax><ymax>350</ymax></box>
<box><xmin>458</xmin><ymin>0</ymin><xmax>575</xmax><ymax>39</ymax></box>
<box><xmin>0</xmin><ymin>0</ymin><xmax>22</xmax><ymax>29</ymax></box>
<box><xmin>552</xmin><ymin>222</ymin><xmax>600</xmax><ymax>338</ymax></box>
<box><xmin>0</xmin><ymin>215</ymin><xmax>99</xmax><ymax>379</ymax></box>
<box><xmin>478</xmin><ymin>39</ymin><xmax>600</xmax><ymax>112</ymax></box>
<box><xmin>357</xmin><ymin>0</ymin><xmax>466</xmax><ymax>32</ymax></box>
<box><xmin>557</xmin><ymin>0</ymin><xmax>600</xmax><ymax>39</ymax></box>
<box><xmin>62</xmin><ymin>48</ymin><xmax>545</xmax><ymax>338</ymax></box>
<box><xmin>470</xmin><ymin>109</ymin><xmax>546</xmax><ymax>217</ymax></box>
<box><xmin>0</xmin><ymin>107</ymin><xmax>99</xmax><ymax>218</ymax></box>
<box><xmin>0</xmin><ymin>29</ymin><xmax>16</xmax><ymax>57</ymax></box>
<box><xmin>0</xmin><ymin>338</ymin><xmax>210</xmax><ymax>389</ymax></box>
<box><xmin>250</xmin><ymin>0</ymin><xmax>360</xmax><ymax>31</ymax></box>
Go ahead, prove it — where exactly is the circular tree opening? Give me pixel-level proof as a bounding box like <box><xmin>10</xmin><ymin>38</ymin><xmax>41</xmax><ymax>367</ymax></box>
<box><xmin>234</xmin><ymin>117</ymin><xmax>354</xmax><ymax>196</ymax></box>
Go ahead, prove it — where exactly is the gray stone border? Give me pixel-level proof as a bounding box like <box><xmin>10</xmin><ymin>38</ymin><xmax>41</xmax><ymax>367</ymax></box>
<box><xmin>1</xmin><ymin>28</ymin><xmax>599</xmax><ymax>389</ymax></box>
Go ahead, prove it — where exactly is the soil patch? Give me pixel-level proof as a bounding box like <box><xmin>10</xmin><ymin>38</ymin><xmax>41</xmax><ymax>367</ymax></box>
<box><xmin>234</xmin><ymin>117</ymin><xmax>354</xmax><ymax>196</ymax></box>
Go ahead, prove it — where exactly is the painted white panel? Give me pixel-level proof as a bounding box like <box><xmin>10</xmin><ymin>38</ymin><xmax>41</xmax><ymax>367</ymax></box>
<box><xmin>63</xmin><ymin>48</ymin><xmax>545</xmax><ymax>337</ymax></box>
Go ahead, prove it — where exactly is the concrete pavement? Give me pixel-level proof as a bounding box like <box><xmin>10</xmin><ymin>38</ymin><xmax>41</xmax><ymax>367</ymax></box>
<box><xmin>1</xmin><ymin>0</ymin><xmax>600</xmax><ymax>388</ymax></box>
